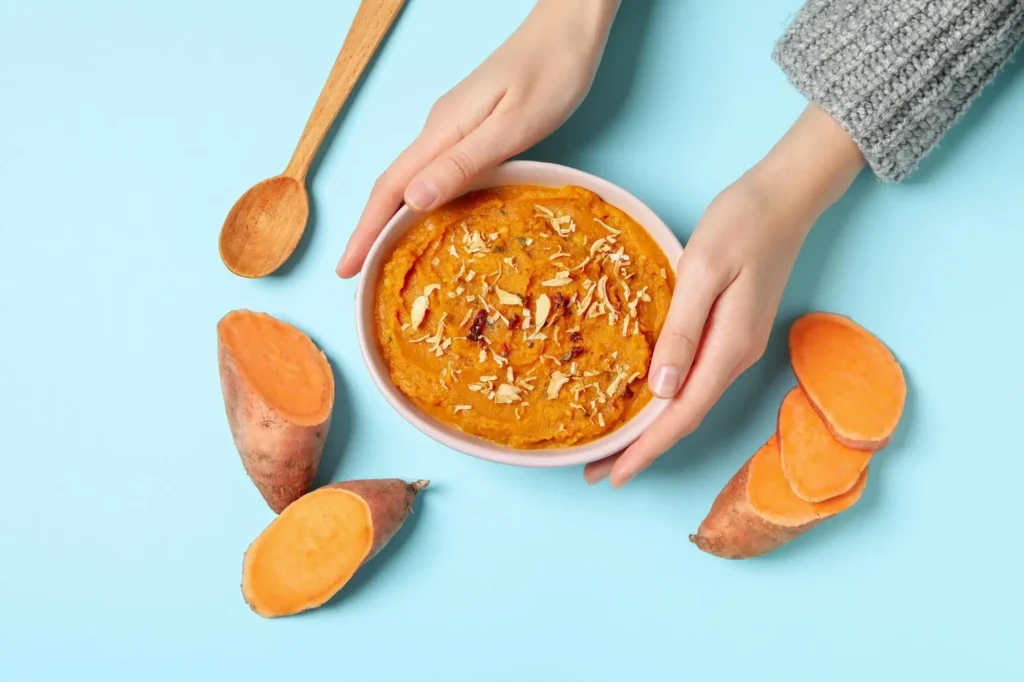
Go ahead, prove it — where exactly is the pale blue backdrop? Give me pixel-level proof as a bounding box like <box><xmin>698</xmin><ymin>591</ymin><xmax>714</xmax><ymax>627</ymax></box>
<box><xmin>2</xmin><ymin>1</ymin><xmax>1022</xmax><ymax>680</ymax></box>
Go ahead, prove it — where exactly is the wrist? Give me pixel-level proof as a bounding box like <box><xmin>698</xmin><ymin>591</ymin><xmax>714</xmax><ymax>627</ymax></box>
<box><xmin>746</xmin><ymin>104</ymin><xmax>865</xmax><ymax>237</ymax></box>
<box><xmin>534</xmin><ymin>0</ymin><xmax>621</xmax><ymax>41</ymax></box>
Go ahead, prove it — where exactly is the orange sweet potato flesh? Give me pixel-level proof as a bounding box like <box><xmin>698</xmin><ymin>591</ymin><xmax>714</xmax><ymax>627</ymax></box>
<box><xmin>789</xmin><ymin>312</ymin><xmax>906</xmax><ymax>450</ymax></box>
<box><xmin>218</xmin><ymin>310</ymin><xmax>335</xmax><ymax>513</ymax></box>
<box><xmin>690</xmin><ymin>435</ymin><xmax>867</xmax><ymax>559</ymax></box>
<box><xmin>242</xmin><ymin>479</ymin><xmax>428</xmax><ymax>618</ymax></box>
<box><xmin>778</xmin><ymin>387</ymin><xmax>873</xmax><ymax>502</ymax></box>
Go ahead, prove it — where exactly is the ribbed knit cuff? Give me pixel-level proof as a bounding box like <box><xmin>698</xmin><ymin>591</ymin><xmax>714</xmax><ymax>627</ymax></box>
<box><xmin>773</xmin><ymin>0</ymin><xmax>1024</xmax><ymax>182</ymax></box>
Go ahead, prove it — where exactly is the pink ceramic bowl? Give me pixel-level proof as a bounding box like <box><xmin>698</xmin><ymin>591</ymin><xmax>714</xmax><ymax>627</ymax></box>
<box><xmin>355</xmin><ymin>160</ymin><xmax>684</xmax><ymax>467</ymax></box>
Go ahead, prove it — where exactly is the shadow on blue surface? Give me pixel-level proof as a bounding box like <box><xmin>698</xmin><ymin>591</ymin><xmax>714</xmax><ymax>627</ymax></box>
<box><xmin>271</xmin><ymin>0</ymin><xmax>412</xmax><ymax>278</ymax></box>
<box><xmin>313</xmin><ymin>351</ymin><xmax>354</xmax><ymax>489</ymax></box>
<box><xmin>523</xmin><ymin>0</ymin><xmax>657</xmax><ymax>168</ymax></box>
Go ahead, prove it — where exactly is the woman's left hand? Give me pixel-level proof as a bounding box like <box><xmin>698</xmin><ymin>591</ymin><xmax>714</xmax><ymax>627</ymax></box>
<box><xmin>584</xmin><ymin>104</ymin><xmax>865</xmax><ymax>487</ymax></box>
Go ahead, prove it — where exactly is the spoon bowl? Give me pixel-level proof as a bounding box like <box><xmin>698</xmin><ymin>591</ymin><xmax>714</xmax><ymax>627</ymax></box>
<box><xmin>220</xmin><ymin>175</ymin><xmax>309</xmax><ymax>278</ymax></box>
<box><xmin>218</xmin><ymin>0</ymin><xmax>407</xmax><ymax>278</ymax></box>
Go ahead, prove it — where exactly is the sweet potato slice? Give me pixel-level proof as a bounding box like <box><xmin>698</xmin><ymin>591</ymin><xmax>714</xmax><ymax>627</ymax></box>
<box><xmin>689</xmin><ymin>435</ymin><xmax>867</xmax><ymax>559</ymax></box>
<box><xmin>218</xmin><ymin>310</ymin><xmax>334</xmax><ymax>513</ymax></box>
<box><xmin>789</xmin><ymin>312</ymin><xmax>906</xmax><ymax>450</ymax></box>
<box><xmin>242</xmin><ymin>479</ymin><xmax>428</xmax><ymax>618</ymax></box>
<box><xmin>778</xmin><ymin>387</ymin><xmax>873</xmax><ymax>502</ymax></box>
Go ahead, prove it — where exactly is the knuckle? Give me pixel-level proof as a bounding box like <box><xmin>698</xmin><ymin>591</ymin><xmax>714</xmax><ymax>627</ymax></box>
<box><xmin>442</xmin><ymin>147</ymin><xmax>477</xmax><ymax>184</ymax></box>
<box><xmin>664</xmin><ymin>326</ymin><xmax>700</xmax><ymax>357</ymax></box>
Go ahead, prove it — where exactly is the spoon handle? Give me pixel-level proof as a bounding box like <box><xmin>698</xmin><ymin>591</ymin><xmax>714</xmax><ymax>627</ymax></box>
<box><xmin>284</xmin><ymin>0</ymin><xmax>406</xmax><ymax>180</ymax></box>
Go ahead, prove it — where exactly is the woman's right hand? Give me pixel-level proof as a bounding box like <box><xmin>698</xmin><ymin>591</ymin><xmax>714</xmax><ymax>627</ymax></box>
<box><xmin>336</xmin><ymin>0</ymin><xmax>621</xmax><ymax>278</ymax></box>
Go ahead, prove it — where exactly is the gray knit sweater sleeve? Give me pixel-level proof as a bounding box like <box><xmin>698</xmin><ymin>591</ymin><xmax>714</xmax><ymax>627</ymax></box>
<box><xmin>773</xmin><ymin>0</ymin><xmax>1024</xmax><ymax>182</ymax></box>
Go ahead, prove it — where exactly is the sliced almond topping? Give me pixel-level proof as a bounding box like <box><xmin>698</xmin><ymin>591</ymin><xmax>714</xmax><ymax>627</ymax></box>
<box><xmin>495</xmin><ymin>286</ymin><xmax>523</xmax><ymax>306</ymax></box>
<box><xmin>598</xmin><ymin>413</ymin><xmax>606</xmax><ymax>428</ymax></box>
<box><xmin>468</xmin><ymin>383</ymin><xmax>483</xmax><ymax>392</ymax></box>
<box><xmin>549</xmin><ymin>246</ymin><xmax>569</xmax><ymax>261</ymax></box>
<box><xmin>542</xmin><ymin>273</ymin><xmax>573</xmax><ymax>287</ymax></box>
<box><xmin>431</xmin><ymin>257</ymin><xmax>440</xmax><ymax>266</ymax></box>
<box><xmin>450</xmin><ymin>245</ymin><xmax>459</xmax><ymax>258</ymax></box>
<box><xmin>489</xmin><ymin>232</ymin><xmax>499</xmax><ymax>241</ymax></box>
<box><xmin>479</xmin><ymin>349</ymin><xmax>487</xmax><ymax>363</ymax></box>
<box><xmin>632</xmin><ymin>321</ymin><xmax>639</xmax><ymax>335</ymax></box>
<box><xmin>410</xmin><ymin>295</ymin><xmax>429</xmax><ymax>330</ymax></box>
<box><xmin>589</xmin><ymin>238</ymin><xmax>606</xmax><ymax>258</ymax></box>
<box><xmin>570</xmin><ymin>256</ymin><xmax>590</xmax><ymax>272</ymax></box>
<box><xmin>492</xmin><ymin>351</ymin><xmax>508</xmax><ymax>367</ymax></box>
<box><xmin>596</xmin><ymin>275</ymin><xmax>610</xmax><ymax>307</ymax></box>
<box><xmin>525</xmin><ymin>237</ymin><xmax>534</xmax><ymax>247</ymax></box>
<box><xmin>570</xmin><ymin>402</ymin><xmax>586</xmax><ymax>412</ymax></box>
<box><xmin>503</xmin><ymin>257</ymin><xmax>518</xmax><ymax>272</ymax></box>
<box><xmin>456</xmin><ymin>286</ymin><xmax>465</xmax><ymax>295</ymax></box>
<box><xmin>594</xmin><ymin>217</ymin><xmax>621</xmax><ymax>235</ymax></box>
<box><xmin>466</xmin><ymin>270</ymin><xmax>477</xmax><ymax>282</ymax></box>
<box><xmin>533</xmin><ymin>204</ymin><xmax>554</xmax><ymax>218</ymax></box>
<box><xmin>423</xmin><ymin>284</ymin><xmax>441</xmax><ymax>297</ymax></box>
<box><xmin>621</xmin><ymin>315</ymin><xmax>630</xmax><ymax>337</ymax></box>
<box><xmin>479</xmin><ymin>375</ymin><xmax>498</xmax><ymax>382</ymax></box>
<box><xmin>546</xmin><ymin>371</ymin><xmax>570</xmax><ymax>399</ymax></box>
<box><xmin>515</xmin><ymin>408</ymin><xmax>522</xmax><ymax>420</ymax></box>
<box><xmin>534</xmin><ymin>294</ymin><xmax>552</xmax><ymax>332</ymax></box>
<box><xmin>454</xmin><ymin>405</ymin><xmax>471</xmax><ymax>414</ymax></box>
<box><xmin>401</xmin><ymin>322</ymin><xmax>410</xmax><ymax>331</ymax></box>
<box><xmin>506</xmin><ymin>367</ymin><xmax>514</xmax><ymax>383</ymax></box>
<box><xmin>495</xmin><ymin>383</ymin><xmax>522</xmax><ymax>404</ymax></box>
<box><xmin>660</xmin><ymin>268</ymin><xmax>668</xmax><ymax>279</ymax></box>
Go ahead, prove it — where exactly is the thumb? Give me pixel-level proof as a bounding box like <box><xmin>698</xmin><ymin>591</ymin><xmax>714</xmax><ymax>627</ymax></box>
<box><xmin>648</xmin><ymin>252</ymin><xmax>727</xmax><ymax>398</ymax></box>
<box><xmin>403</xmin><ymin>111</ymin><xmax>522</xmax><ymax>212</ymax></box>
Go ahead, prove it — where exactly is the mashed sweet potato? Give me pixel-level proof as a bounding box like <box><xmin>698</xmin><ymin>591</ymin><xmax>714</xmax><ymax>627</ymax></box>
<box><xmin>374</xmin><ymin>185</ymin><xmax>674</xmax><ymax>449</ymax></box>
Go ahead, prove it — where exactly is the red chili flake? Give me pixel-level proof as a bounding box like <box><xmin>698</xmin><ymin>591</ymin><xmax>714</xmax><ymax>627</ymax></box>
<box><xmin>569</xmin><ymin>331</ymin><xmax>583</xmax><ymax>343</ymax></box>
<box><xmin>508</xmin><ymin>313</ymin><xmax>521</xmax><ymax>330</ymax></box>
<box><xmin>559</xmin><ymin>346</ymin><xmax>585</xmax><ymax>362</ymax></box>
<box><xmin>501</xmin><ymin>342</ymin><xmax>511</xmax><ymax>357</ymax></box>
<box><xmin>467</xmin><ymin>310</ymin><xmax>488</xmax><ymax>342</ymax></box>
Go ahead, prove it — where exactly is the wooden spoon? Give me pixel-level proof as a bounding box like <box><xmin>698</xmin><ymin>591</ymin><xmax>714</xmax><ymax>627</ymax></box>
<box><xmin>220</xmin><ymin>0</ymin><xmax>407</xmax><ymax>278</ymax></box>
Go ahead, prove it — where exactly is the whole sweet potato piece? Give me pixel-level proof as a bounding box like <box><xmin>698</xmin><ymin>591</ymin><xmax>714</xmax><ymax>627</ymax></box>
<box><xmin>218</xmin><ymin>309</ymin><xmax>334</xmax><ymax>513</ymax></box>
<box><xmin>242</xmin><ymin>479</ymin><xmax>429</xmax><ymax>618</ymax></box>
<box><xmin>690</xmin><ymin>435</ymin><xmax>867</xmax><ymax>559</ymax></box>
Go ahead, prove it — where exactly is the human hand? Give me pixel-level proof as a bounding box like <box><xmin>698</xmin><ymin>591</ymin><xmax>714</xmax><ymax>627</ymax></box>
<box><xmin>336</xmin><ymin>0</ymin><xmax>621</xmax><ymax>277</ymax></box>
<box><xmin>584</xmin><ymin>105</ymin><xmax>866</xmax><ymax>487</ymax></box>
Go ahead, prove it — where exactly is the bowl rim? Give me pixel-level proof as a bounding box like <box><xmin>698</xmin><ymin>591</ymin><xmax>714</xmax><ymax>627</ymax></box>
<box><xmin>354</xmin><ymin>159</ymin><xmax>683</xmax><ymax>468</ymax></box>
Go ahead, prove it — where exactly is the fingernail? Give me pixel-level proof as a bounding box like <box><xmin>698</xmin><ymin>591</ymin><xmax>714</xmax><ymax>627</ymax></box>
<box><xmin>651</xmin><ymin>365</ymin><xmax>682</xmax><ymax>398</ymax></box>
<box><xmin>406</xmin><ymin>181</ymin><xmax>439</xmax><ymax>211</ymax></box>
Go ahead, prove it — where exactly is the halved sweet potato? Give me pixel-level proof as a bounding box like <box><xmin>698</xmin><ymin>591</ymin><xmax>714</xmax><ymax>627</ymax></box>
<box><xmin>218</xmin><ymin>309</ymin><xmax>334</xmax><ymax>513</ymax></box>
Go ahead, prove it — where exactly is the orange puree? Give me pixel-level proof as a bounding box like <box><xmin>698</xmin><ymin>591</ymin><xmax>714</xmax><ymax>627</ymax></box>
<box><xmin>374</xmin><ymin>185</ymin><xmax>674</xmax><ymax>449</ymax></box>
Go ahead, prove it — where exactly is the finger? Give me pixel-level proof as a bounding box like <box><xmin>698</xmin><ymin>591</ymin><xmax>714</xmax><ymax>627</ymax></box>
<box><xmin>583</xmin><ymin>453</ymin><xmax>619</xmax><ymax>484</ymax></box>
<box><xmin>403</xmin><ymin>108</ymin><xmax>526</xmax><ymax>213</ymax></box>
<box><xmin>610</xmin><ymin>290</ymin><xmax>753</xmax><ymax>487</ymax></box>
<box><xmin>648</xmin><ymin>250</ymin><xmax>733</xmax><ymax>399</ymax></box>
<box><xmin>335</xmin><ymin>126</ymin><xmax>456</xmax><ymax>278</ymax></box>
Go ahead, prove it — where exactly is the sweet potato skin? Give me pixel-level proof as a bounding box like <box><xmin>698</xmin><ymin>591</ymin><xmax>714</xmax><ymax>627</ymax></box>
<box><xmin>329</xmin><ymin>479</ymin><xmax>429</xmax><ymax>561</ymax></box>
<box><xmin>219</xmin><ymin>341</ymin><xmax>332</xmax><ymax>513</ymax></box>
<box><xmin>689</xmin><ymin>458</ymin><xmax>818</xmax><ymax>559</ymax></box>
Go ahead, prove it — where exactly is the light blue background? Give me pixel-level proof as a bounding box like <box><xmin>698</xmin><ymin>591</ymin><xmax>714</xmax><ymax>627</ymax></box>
<box><xmin>2</xmin><ymin>1</ymin><xmax>1022</xmax><ymax>680</ymax></box>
